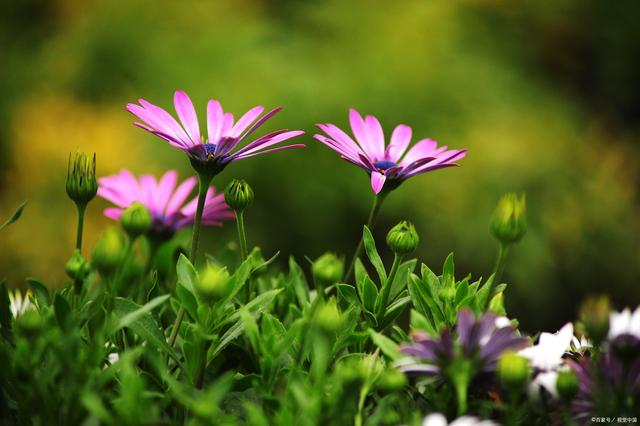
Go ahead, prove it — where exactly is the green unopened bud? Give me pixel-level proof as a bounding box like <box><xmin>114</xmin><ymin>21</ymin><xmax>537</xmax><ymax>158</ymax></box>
<box><xmin>498</xmin><ymin>352</ymin><xmax>530</xmax><ymax>390</ymax></box>
<box><xmin>490</xmin><ymin>193</ymin><xmax>526</xmax><ymax>244</ymax></box>
<box><xmin>556</xmin><ymin>369</ymin><xmax>579</xmax><ymax>403</ymax></box>
<box><xmin>312</xmin><ymin>253</ymin><xmax>344</xmax><ymax>285</ymax></box>
<box><xmin>65</xmin><ymin>249</ymin><xmax>90</xmax><ymax>280</ymax></box>
<box><xmin>579</xmin><ymin>295</ymin><xmax>611</xmax><ymax>346</ymax></box>
<box><xmin>224</xmin><ymin>179</ymin><xmax>254</xmax><ymax>212</ymax></box>
<box><xmin>313</xmin><ymin>298</ymin><xmax>343</xmax><ymax>333</ymax></box>
<box><xmin>92</xmin><ymin>227</ymin><xmax>125</xmax><ymax>275</ymax></box>
<box><xmin>196</xmin><ymin>263</ymin><xmax>231</xmax><ymax>303</ymax></box>
<box><xmin>66</xmin><ymin>152</ymin><xmax>97</xmax><ymax>205</ymax></box>
<box><xmin>386</xmin><ymin>221</ymin><xmax>419</xmax><ymax>255</ymax></box>
<box><xmin>121</xmin><ymin>202</ymin><xmax>152</xmax><ymax>239</ymax></box>
<box><xmin>488</xmin><ymin>292</ymin><xmax>506</xmax><ymax>316</ymax></box>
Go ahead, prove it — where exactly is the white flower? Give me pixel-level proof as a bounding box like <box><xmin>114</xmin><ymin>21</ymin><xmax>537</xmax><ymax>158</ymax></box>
<box><xmin>518</xmin><ymin>322</ymin><xmax>573</xmax><ymax>370</ymax></box>
<box><xmin>608</xmin><ymin>307</ymin><xmax>640</xmax><ymax>340</ymax></box>
<box><xmin>422</xmin><ymin>413</ymin><xmax>499</xmax><ymax>426</ymax></box>
<box><xmin>570</xmin><ymin>335</ymin><xmax>592</xmax><ymax>353</ymax></box>
<box><xmin>8</xmin><ymin>289</ymin><xmax>33</xmax><ymax>318</ymax></box>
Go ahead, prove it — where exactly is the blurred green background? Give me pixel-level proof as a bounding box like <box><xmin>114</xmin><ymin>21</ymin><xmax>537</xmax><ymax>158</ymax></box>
<box><xmin>1</xmin><ymin>0</ymin><xmax>639</xmax><ymax>332</ymax></box>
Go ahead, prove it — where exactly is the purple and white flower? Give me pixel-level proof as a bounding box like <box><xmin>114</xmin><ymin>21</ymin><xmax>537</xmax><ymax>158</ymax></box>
<box><xmin>314</xmin><ymin>109</ymin><xmax>466</xmax><ymax>194</ymax></box>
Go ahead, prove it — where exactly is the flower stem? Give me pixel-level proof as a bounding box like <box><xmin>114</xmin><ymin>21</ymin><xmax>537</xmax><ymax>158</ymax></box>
<box><xmin>344</xmin><ymin>193</ymin><xmax>388</xmax><ymax>283</ymax></box>
<box><xmin>376</xmin><ymin>253</ymin><xmax>403</xmax><ymax>321</ymax></box>
<box><xmin>236</xmin><ymin>210</ymin><xmax>248</xmax><ymax>261</ymax></box>
<box><xmin>75</xmin><ymin>203</ymin><xmax>87</xmax><ymax>251</ymax></box>
<box><xmin>168</xmin><ymin>173</ymin><xmax>212</xmax><ymax>348</ymax></box>
<box><xmin>485</xmin><ymin>242</ymin><xmax>509</xmax><ymax>311</ymax></box>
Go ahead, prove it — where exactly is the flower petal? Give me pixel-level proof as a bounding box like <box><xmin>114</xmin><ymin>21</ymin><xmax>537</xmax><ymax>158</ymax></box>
<box><xmin>229</xmin><ymin>106</ymin><xmax>264</xmax><ymax>138</ymax></box>
<box><xmin>370</xmin><ymin>171</ymin><xmax>386</xmax><ymax>194</ymax></box>
<box><xmin>388</xmin><ymin>124</ymin><xmax>412</xmax><ymax>161</ymax></box>
<box><xmin>206</xmin><ymin>99</ymin><xmax>224</xmax><ymax>144</ymax></box>
<box><xmin>365</xmin><ymin>114</ymin><xmax>385</xmax><ymax>160</ymax></box>
<box><xmin>174</xmin><ymin>90</ymin><xmax>201</xmax><ymax>144</ymax></box>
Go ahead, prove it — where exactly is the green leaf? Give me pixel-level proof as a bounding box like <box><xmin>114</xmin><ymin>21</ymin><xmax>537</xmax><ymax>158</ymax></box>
<box><xmin>112</xmin><ymin>296</ymin><xmax>181</xmax><ymax>365</ymax></box>
<box><xmin>442</xmin><ymin>253</ymin><xmax>455</xmax><ymax>285</ymax></box>
<box><xmin>240</xmin><ymin>309</ymin><xmax>261</xmax><ymax>354</ymax></box>
<box><xmin>410</xmin><ymin>309</ymin><xmax>437</xmax><ymax>335</ymax></box>
<box><xmin>287</xmin><ymin>257</ymin><xmax>309</xmax><ymax>307</ymax></box>
<box><xmin>175</xmin><ymin>281</ymin><xmax>198</xmax><ymax>320</ymax></box>
<box><xmin>336</xmin><ymin>284</ymin><xmax>358</xmax><ymax>307</ymax></box>
<box><xmin>359</xmin><ymin>277</ymin><xmax>378</xmax><ymax>313</ymax></box>
<box><xmin>368</xmin><ymin>329</ymin><xmax>402</xmax><ymax>360</ymax></box>
<box><xmin>388</xmin><ymin>259</ymin><xmax>417</xmax><ymax>303</ymax></box>
<box><xmin>476</xmin><ymin>274</ymin><xmax>495</xmax><ymax>310</ymax></box>
<box><xmin>176</xmin><ymin>254</ymin><xmax>197</xmax><ymax>293</ymax></box>
<box><xmin>363</xmin><ymin>226</ymin><xmax>387</xmax><ymax>283</ymax></box>
<box><xmin>0</xmin><ymin>201</ymin><xmax>27</xmax><ymax>232</ymax></box>
<box><xmin>26</xmin><ymin>278</ymin><xmax>50</xmax><ymax>307</ymax></box>
<box><xmin>380</xmin><ymin>294</ymin><xmax>411</xmax><ymax>330</ymax></box>
<box><xmin>53</xmin><ymin>293</ymin><xmax>71</xmax><ymax>327</ymax></box>
<box><xmin>0</xmin><ymin>282</ymin><xmax>11</xmax><ymax>338</ymax></box>
<box><xmin>354</xmin><ymin>258</ymin><xmax>368</xmax><ymax>289</ymax></box>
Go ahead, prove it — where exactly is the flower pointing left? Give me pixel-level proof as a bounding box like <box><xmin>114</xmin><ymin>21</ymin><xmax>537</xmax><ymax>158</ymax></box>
<box><xmin>127</xmin><ymin>90</ymin><xmax>305</xmax><ymax>176</ymax></box>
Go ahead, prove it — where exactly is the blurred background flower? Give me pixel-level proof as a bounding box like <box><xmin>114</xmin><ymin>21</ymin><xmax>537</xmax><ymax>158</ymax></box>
<box><xmin>1</xmin><ymin>0</ymin><xmax>639</xmax><ymax>332</ymax></box>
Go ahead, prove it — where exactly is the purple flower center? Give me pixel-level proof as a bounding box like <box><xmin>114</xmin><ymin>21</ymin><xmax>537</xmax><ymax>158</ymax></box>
<box><xmin>373</xmin><ymin>160</ymin><xmax>397</xmax><ymax>171</ymax></box>
<box><xmin>203</xmin><ymin>143</ymin><xmax>217</xmax><ymax>155</ymax></box>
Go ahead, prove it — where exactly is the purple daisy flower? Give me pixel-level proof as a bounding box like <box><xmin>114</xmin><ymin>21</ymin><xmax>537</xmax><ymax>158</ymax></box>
<box><xmin>569</xmin><ymin>353</ymin><xmax>640</xmax><ymax>424</ymax></box>
<box><xmin>398</xmin><ymin>310</ymin><xmax>528</xmax><ymax>376</ymax></box>
<box><xmin>127</xmin><ymin>90</ymin><xmax>305</xmax><ymax>175</ymax></box>
<box><xmin>98</xmin><ymin>169</ymin><xmax>234</xmax><ymax>238</ymax></box>
<box><xmin>314</xmin><ymin>109</ymin><xmax>467</xmax><ymax>194</ymax></box>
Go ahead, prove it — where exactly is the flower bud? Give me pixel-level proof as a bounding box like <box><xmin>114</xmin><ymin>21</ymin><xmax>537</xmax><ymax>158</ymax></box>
<box><xmin>579</xmin><ymin>295</ymin><xmax>610</xmax><ymax>346</ymax></box>
<box><xmin>312</xmin><ymin>253</ymin><xmax>344</xmax><ymax>285</ymax></box>
<box><xmin>386</xmin><ymin>221</ymin><xmax>419</xmax><ymax>256</ymax></box>
<box><xmin>92</xmin><ymin>227</ymin><xmax>125</xmax><ymax>275</ymax></box>
<box><xmin>313</xmin><ymin>298</ymin><xmax>343</xmax><ymax>333</ymax></box>
<box><xmin>488</xmin><ymin>292</ymin><xmax>506</xmax><ymax>316</ymax></box>
<box><xmin>498</xmin><ymin>352</ymin><xmax>530</xmax><ymax>390</ymax></box>
<box><xmin>120</xmin><ymin>202</ymin><xmax>152</xmax><ymax>239</ymax></box>
<box><xmin>66</xmin><ymin>152</ymin><xmax>97</xmax><ymax>206</ymax></box>
<box><xmin>224</xmin><ymin>179</ymin><xmax>254</xmax><ymax>212</ymax></box>
<box><xmin>196</xmin><ymin>263</ymin><xmax>231</xmax><ymax>303</ymax></box>
<box><xmin>490</xmin><ymin>193</ymin><xmax>526</xmax><ymax>245</ymax></box>
<box><xmin>556</xmin><ymin>369</ymin><xmax>579</xmax><ymax>403</ymax></box>
<box><xmin>65</xmin><ymin>249</ymin><xmax>90</xmax><ymax>280</ymax></box>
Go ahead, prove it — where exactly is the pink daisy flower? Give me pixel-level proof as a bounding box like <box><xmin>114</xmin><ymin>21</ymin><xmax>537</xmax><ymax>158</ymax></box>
<box><xmin>98</xmin><ymin>169</ymin><xmax>234</xmax><ymax>238</ymax></box>
<box><xmin>314</xmin><ymin>109</ymin><xmax>467</xmax><ymax>194</ymax></box>
<box><xmin>127</xmin><ymin>90</ymin><xmax>305</xmax><ymax>175</ymax></box>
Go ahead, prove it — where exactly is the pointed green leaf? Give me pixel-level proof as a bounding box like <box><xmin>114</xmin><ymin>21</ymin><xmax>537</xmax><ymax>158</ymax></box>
<box><xmin>359</xmin><ymin>277</ymin><xmax>378</xmax><ymax>313</ymax></box>
<box><xmin>368</xmin><ymin>329</ymin><xmax>402</xmax><ymax>360</ymax></box>
<box><xmin>176</xmin><ymin>254</ymin><xmax>197</xmax><ymax>293</ymax></box>
<box><xmin>363</xmin><ymin>226</ymin><xmax>387</xmax><ymax>283</ymax></box>
<box><xmin>0</xmin><ymin>201</ymin><xmax>27</xmax><ymax>232</ymax></box>
<box><xmin>26</xmin><ymin>278</ymin><xmax>50</xmax><ymax>307</ymax></box>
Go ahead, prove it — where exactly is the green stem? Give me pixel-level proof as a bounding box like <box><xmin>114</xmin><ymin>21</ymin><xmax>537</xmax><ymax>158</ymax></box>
<box><xmin>376</xmin><ymin>253</ymin><xmax>403</xmax><ymax>320</ymax></box>
<box><xmin>75</xmin><ymin>203</ymin><xmax>86</xmax><ymax>251</ymax></box>
<box><xmin>236</xmin><ymin>210</ymin><xmax>248</xmax><ymax>261</ymax></box>
<box><xmin>485</xmin><ymin>243</ymin><xmax>509</xmax><ymax>310</ymax></box>
<box><xmin>344</xmin><ymin>193</ymin><xmax>388</xmax><ymax>283</ymax></box>
<box><xmin>168</xmin><ymin>173</ymin><xmax>212</xmax><ymax>348</ymax></box>
<box><xmin>454</xmin><ymin>374</ymin><xmax>469</xmax><ymax>416</ymax></box>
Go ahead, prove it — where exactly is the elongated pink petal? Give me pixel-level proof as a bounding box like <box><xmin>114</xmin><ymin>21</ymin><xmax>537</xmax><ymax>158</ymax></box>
<box><xmin>387</xmin><ymin>124</ymin><xmax>412</xmax><ymax>161</ymax></box>
<box><xmin>104</xmin><ymin>208</ymin><xmax>124</xmax><ymax>221</ymax></box>
<box><xmin>229</xmin><ymin>106</ymin><xmax>264</xmax><ymax>138</ymax></box>
<box><xmin>137</xmin><ymin>99</ymin><xmax>192</xmax><ymax>145</ymax></box>
<box><xmin>139</xmin><ymin>175</ymin><xmax>158</xmax><ymax>212</ymax></box>
<box><xmin>207</xmin><ymin>100</ymin><xmax>224</xmax><ymax>144</ymax></box>
<box><xmin>220</xmin><ymin>112</ymin><xmax>235</xmax><ymax>137</ymax></box>
<box><xmin>400</xmin><ymin>138</ymin><xmax>443</xmax><ymax>166</ymax></box>
<box><xmin>174</xmin><ymin>91</ymin><xmax>201</xmax><ymax>144</ymax></box>
<box><xmin>155</xmin><ymin>170</ymin><xmax>178</xmax><ymax>213</ymax></box>
<box><xmin>365</xmin><ymin>115</ymin><xmax>385</xmax><ymax>160</ymax></box>
<box><xmin>313</xmin><ymin>134</ymin><xmax>361</xmax><ymax>163</ymax></box>
<box><xmin>165</xmin><ymin>176</ymin><xmax>197</xmax><ymax>216</ymax></box>
<box><xmin>370</xmin><ymin>171</ymin><xmax>386</xmax><ymax>194</ymax></box>
<box><xmin>231</xmin><ymin>131</ymin><xmax>305</xmax><ymax>158</ymax></box>
<box><xmin>233</xmin><ymin>143</ymin><xmax>306</xmax><ymax>160</ymax></box>
<box><xmin>316</xmin><ymin>124</ymin><xmax>364</xmax><ymax>160</ymax></box>
<box><xmin>349</xmin><ymin>108</ymin><xmax>374</xmax><ymax>156</ymax></box>
<box><xmin>236</xmin><ymin>107</ymin><xmax>282</xmax><ymax>143</ymax></box>
<box><xmin>230</xmin><ymin>130</ymin><xmax>298</xmax><ymax>158</ymax></box>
